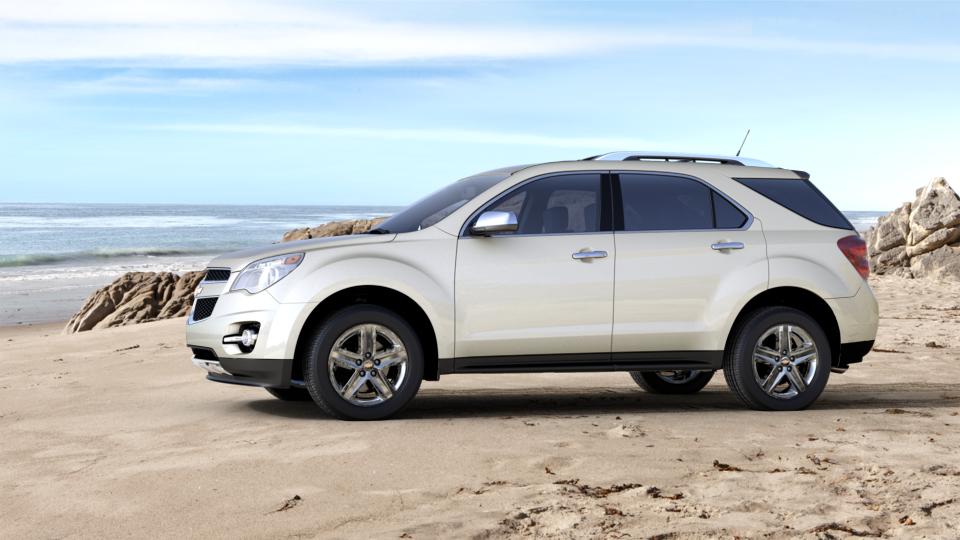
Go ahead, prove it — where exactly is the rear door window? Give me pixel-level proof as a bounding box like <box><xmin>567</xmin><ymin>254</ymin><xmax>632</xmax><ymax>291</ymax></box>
<box><xmin>618</xmin><ymin>173</ymin><xmax>747</xmax><ymax>231</ymax></box>
<box><xmin>713</xmin><ymin>191</ymin><xmax>748</xmax><ymax>228</ymax></box>
<box><xmin>735</xmin><ymin>178</ymin><xmax>853</xmax><ymax>230</ymax></box>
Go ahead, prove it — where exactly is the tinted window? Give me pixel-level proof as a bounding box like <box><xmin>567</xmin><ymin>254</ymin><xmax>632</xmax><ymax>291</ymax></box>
<box><xmin>483</xmin><ymin>174</ymin><xmax>602</xmax><ymax>234</ymax></box>
<box><xmin>619</xmin><ymin>174</ymin><xmax>714</xmax><ymax>231</ymax></box>
<box><xmin>377</xmin><ymin>170</ymin><xmax>513</xmax><ymax>233</ymax></box>
<box><xmin>713</xmin><ymin>191</ymin><xmax>748</xmax><ymax>228</ymax></box>
<box><xmin>735</xmin><ymin>178</ymin><xmax>853</xmax><ymax>230</ymax></box>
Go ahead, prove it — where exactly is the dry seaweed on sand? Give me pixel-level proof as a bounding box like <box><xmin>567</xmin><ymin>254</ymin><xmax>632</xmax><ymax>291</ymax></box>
<box><xmin>553</xmin><ymin>479</ymin><xmax>643</xmax><ymax>498</ymax></box>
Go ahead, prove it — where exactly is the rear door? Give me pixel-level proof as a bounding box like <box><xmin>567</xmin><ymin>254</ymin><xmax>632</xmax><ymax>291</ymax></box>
<box><xmin>612</xmin><ymin>172</ymin><xmax>767</xmax><ymax>357</ymax></box>
<box><xmin>454</xmin><ymin>173</ymin><xmax>615</xmax><ymax>362</ymax></box>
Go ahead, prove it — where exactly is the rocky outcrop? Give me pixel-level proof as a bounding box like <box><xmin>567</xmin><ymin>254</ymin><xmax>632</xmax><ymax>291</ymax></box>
<box><xmin>65</xmin><ymin>218</ymin><xmax>390</xmax><ymax>332</ymax></box>
<box><xmin>281</xmin><ymin>217</ymin><xmax>387</xmax><ymax>242</ymax></box>
<box><xmin>64</xmin><ymin>271</ymin><xmax>203</xmax><ymax>333</ymax></box>
<box><xmin>865</xmin><ymin>178</ymin><xmax>960</xmax><ymax>279</ymax></box>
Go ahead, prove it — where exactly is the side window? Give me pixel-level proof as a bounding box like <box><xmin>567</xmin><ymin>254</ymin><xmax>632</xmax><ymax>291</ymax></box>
<box><xmin>713</xmin><ymin>191</ymin><xmax>748</xmax><ymax>228</ymax></box>
<box><xmin>619</xmin><ymin>174</ymin><xmax>713</xmax><ymax>231</ymax></box>
<box><xmin>735</xmin><ymin>178</ymin><xmax>853</xmax><ymax>230</ymax></box>
<box><xmin>484</xmin><ymin>174</ymin><xmax>602</xmax><ymax>235</ymax></box>
<box><xmin>618</xmin><ymin>174</ymin><xmax>747</xmax><ymax>231</ymax></box>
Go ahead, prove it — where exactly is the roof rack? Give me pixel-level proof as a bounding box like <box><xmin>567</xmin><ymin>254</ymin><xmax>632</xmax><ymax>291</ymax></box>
<box><xmin>586</xmin><ymin>151</ymin><xmax>773</xmax><ymax>168</ymax></box>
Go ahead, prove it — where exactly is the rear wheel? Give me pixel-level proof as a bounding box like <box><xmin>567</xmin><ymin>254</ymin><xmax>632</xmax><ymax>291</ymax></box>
<box><xmin>303</xmin><ymin>305</ymin><xmax>423</xmax><ymax>420</ymax></box>
<box><xmin>629</xmin><ymin>370</ymin><xmax>714</xmax><ymax>394</ymax></box>
<box><xmin>265</xmin><ymin>387</ymin><xmax>312</xmax><ymax>401</ymax></box>
<box><xmin>723</xmin><ymin>306</ymin><xmax>830</xmax><ymax>411</ymax></box>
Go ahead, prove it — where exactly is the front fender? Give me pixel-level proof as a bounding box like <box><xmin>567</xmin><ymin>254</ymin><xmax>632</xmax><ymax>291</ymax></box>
<box><xmin>266</xmin><ymin>230</ymin><xmax>457</xmax><ymax>358</ymax></box>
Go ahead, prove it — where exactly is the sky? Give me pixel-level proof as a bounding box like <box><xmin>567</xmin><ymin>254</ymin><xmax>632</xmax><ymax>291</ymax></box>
<box><xmin>1</xmin><ymin>1</ymin><xmax>959</xmax><ymax>210</ymax></box>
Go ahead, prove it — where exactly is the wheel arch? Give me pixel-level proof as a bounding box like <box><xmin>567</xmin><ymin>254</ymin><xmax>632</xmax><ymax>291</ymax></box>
<box><xmin>724</xmin><ymin>286</ymin><xmax>842</xmax><ymax>367</ymax></box>
<box><xmin>293</xmin><ymin>285</ymin><xmax>441</xmax><ymax>382</ymax></box>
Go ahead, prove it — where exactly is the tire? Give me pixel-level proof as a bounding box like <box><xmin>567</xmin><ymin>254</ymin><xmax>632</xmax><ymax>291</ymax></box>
<box><xmin>629</xmin><ymin>370</ymin><xmax>714</xmax><ymax>394</ymax></box>
<box><xmin>264</xmin><ymin>387</ymin><xmax>313</xmax><ymax>401</ymax></box>
<box><xmin>723</xmin><ymin>306</ymin><xmax>831</xmax><ymax>411</ymax></box>
<box><xmin>303</xmin><ymin>305</ymin><xmax>424</xmax><ymax>420</ymax></box>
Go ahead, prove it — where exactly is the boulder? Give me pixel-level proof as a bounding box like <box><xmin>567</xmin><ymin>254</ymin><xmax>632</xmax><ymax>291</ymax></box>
<box><xmin>866</xmin><ymin>177</ymin><xmax>960</xmax><ymax>280</ymax></box>
<box><xmin>872</xmin><ymin>245</ymin><xmax>907</xmax><ymax>274</ymax></box>
<box><xmin>907</xmin><ymin>178</ymin><xmax>960</xmax><ymax>244</ymax></box>
<box><xmin>909</xmin><ymin>244</ymin><xmax>960</xmax><ymax>280</ymax></box>
<box><xmin>869</xmin><ymin>202</ymin><xmax>911</xmax><ymax>252</ymax></box>
<box><xmin>281</xmin><ymin>217</ymin><xmax>387</xmax><ymax>242</ymax></box>
<box><xmin>64</xmin><ymin>271</ymin><xmax>203</xmax><ymax>333</ymax></box>
<box><xmin>65</xmin><ymin>217</ymin><xmax>391</xmax><ymax>332</ymax></box>
<box><xmin>905</xmin><ymin>226</ymin><xmax>960</xmax><ymax>258</ymax></box>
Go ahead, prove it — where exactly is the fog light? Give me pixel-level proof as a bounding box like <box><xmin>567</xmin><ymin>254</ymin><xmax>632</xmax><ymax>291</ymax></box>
<box><xmin>222</xmin><ymin>323</ymin><xmax>260</xmax><ymax>353</ymax></box>
<box><xmin>241</xmin><ymin>327</ymin><xmax>258</xmax><ymax>348</ymax></box>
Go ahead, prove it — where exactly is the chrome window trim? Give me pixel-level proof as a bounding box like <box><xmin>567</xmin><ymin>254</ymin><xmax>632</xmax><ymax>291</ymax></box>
<box><xmin>458</xmin><ymin>170</ymin><xmax>611</xmax><ymax>238</ymax></box>
<box><xmin>613</xmin><ymin>170</ymin><xmax>755</xmax><ymax>233</ymax></box>
<box><xmin>458</xmin><ymin>169</ymin><xmax>756</xmax><ymax>237</ymax></box>
<box><xmin>459</xmin><ymin>230</ymin><xmax>615</xmax><ymax>240</ymax></box>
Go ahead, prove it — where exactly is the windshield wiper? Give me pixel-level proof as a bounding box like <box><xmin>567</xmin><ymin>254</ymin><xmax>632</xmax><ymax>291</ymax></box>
<box><xmin>367</xmin><ymin>227</ymin><xmax>391</xmax><ymax>235</ymax></box>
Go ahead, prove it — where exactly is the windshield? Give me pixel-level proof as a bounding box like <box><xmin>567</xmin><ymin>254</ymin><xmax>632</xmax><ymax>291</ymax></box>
<box><xmin>374</xmin><ymin>168</ymin><xmax>518</xmax><ymax>234</ymax></box>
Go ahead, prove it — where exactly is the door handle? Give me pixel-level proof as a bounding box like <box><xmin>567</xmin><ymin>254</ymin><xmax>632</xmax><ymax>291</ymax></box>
<box><xmin>572</xmin><ymin>250</ymin><xmax>608</xmax><ymax>260</ymax></box>
<box><xmin>711</xmin><ymin>241</ymin><xmax>744</xmax><ymax>251</ymax></box>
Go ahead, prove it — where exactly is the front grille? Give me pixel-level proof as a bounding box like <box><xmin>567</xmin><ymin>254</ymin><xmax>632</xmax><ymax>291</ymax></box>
<box><xmin>204</xmin><ymin>268</ymin><xmax>231</xmax><ymax>282</ymax></box>
<box><xmin>192</xmin><ymin>297</ymin><xmax>218</xmax><ymax>321</ymax></box>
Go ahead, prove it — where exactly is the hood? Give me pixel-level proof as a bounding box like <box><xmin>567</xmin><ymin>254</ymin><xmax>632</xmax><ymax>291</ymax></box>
<box><xmin>207</xmin><ymin>233</ymin><xmax>396</xmax><ymax>270</ymax></box>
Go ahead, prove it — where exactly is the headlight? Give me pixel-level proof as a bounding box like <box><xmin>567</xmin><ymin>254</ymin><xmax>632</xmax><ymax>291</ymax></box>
<box><xmin>231</xmin><ymin>253</ymin><xmax>304</xmax><ymax>294</ymax></box>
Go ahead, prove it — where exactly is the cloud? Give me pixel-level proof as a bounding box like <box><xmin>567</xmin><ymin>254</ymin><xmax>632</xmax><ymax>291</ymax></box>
<box><xmin>0</xmin><ymin>0</ymin><xmax>665</xmax><ymax>65</ymax></box>
<box><xmin>145</xmin><ymin>123</ymin><xmax>658</xmax><ymax>150</ymax></box>
<box><xmin>2</xmin><ymin>0</ymin><xmax>959</xmax><ymax>66</ymax></box>
<box><xmin>64</xmin><ymin>73</ymin><xmax>263</xmax><ymax>95</ymax></box>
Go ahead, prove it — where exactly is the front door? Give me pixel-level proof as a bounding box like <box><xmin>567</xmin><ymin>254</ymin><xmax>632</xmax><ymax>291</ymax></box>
<box><xmin>455</xmin><ymin>173</ymin><xmax>615</xmax><ymax>362</ymax></box>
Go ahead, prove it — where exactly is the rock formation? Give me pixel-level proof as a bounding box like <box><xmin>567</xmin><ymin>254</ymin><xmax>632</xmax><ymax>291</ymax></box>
<box><xmin>865</xmin><ymin>177</ymin><xmax>960</xmax><ymax>279</ymax></box>
<box><xmin>281</xmin><ymin>217</ymin><xmax>387</xmax><ymax>242</ymax></box>
<box><xmin>65</xmin><ymin>217</ymin><xmax>391</xmax><ymax>332</ymax></box>
<box><xmin>64</xmin><ymin>271</ymin><xmax>204</xmax><ymax>333</ymax></box>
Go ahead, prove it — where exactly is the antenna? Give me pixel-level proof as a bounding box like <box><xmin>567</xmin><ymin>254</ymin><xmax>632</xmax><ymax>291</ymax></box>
<box><xmin>736</xmin><ymin>129</ymin><xmax>751</xmax><ymax>157</ymax></box>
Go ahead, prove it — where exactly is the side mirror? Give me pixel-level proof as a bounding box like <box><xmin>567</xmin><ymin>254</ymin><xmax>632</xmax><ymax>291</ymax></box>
<box><xmin>470</xmin><ymin>211</ymin><xmax>518</xmax><ymax>236</ymax></box>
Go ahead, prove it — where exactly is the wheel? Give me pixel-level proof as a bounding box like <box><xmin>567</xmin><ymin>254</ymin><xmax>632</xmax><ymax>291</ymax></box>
<box><xmin>264</xmin><ymin>387</ymin><xmax>312</xmax><ymax>401</ymax></box>
<box><xmin>629</xmin><ymin>370</ymin><xmax>714</xmax><ymax>394</ymax></box>
<box><xmin>303</xmin><ymin>305</ymin><xmax>423</xmax><ymax>420</ymax></box>
<box><xmin>723</xmin><ymin>306</ymin><xmax>831</xmax><ymax>411</ymax></box>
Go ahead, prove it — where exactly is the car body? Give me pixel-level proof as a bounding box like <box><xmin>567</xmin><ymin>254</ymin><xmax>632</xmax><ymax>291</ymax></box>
<box><xmin>186</xmin><ymin>152</ymin><xmax>878</xmax><ymax>419</ymax></box>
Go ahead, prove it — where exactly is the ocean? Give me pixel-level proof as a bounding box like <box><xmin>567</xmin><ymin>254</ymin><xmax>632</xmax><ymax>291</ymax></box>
<box><xmin>0</xmin><ymin>203</ymin><xmax>399</xmax><ymax>325</ymax></box>
<box><xmin>0</xmin><ymin>204</ymin><xmax>887</xmax><ymax>325</ymax></box>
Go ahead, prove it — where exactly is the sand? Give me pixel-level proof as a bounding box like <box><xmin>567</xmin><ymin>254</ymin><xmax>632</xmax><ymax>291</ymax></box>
<box><xmin>1</xmin><ymin>275</ymin><xmax>958</xmax><ymax>538</ymax></box>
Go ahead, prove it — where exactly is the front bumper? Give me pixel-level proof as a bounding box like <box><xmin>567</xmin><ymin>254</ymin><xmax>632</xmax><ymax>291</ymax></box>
<box><xmin>185</xmin><ymin>280</ymin><xmax>317</xmax><ymax>389</ymax></box>
<box><xmin>191</xmin><ymin>347</ymin><xmax>296</xmax><ymax>388</ymax></box>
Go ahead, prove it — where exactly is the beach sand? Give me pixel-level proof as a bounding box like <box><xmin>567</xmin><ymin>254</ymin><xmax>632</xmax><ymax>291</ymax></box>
<box><xmin>1</xmin><ymin>275</ymin><xmax>958</xmax><ymax>538</ymax></box>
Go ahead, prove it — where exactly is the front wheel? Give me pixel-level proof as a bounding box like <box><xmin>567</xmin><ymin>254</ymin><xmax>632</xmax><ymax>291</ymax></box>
<box><xmin>303</xmin><ymin>305</ymin><xmax>423</xmax><ymax>420</ymax></box>
<box><xmin>629</xmin><ymin>370</ymin><xmax>714</xmax><ymax>394</ymax></box>
<box><xmin>723</xmin><ymin>306</ymin><xmax>831</xmax><ymax>411</ymax></box>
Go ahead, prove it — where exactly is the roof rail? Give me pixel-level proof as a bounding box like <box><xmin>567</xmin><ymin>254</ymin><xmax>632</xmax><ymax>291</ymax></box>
<box><xmin>586</xmin><ymin>151</ymin><xmax>773</xmax><ymax>168</ymax></box>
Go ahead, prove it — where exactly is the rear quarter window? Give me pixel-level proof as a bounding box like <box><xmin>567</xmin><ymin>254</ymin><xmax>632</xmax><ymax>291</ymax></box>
<box><xmin>735</xmin><ymin>178</ymin><xmax>853</xmax><ymax>230</ymax></box>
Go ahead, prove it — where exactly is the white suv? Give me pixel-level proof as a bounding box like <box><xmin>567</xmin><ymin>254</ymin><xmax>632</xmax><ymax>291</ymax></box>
<box><xmin>187</xmin><ymin>152</ymin><xmax>878</xmax><ymax>420</ymax></box>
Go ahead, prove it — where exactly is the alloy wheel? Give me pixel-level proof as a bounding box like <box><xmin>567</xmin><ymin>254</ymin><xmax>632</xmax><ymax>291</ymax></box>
<box><xmin>751</xmin><ymin>324</ymin><xmax>819</xmax><ymax>400</ymax></box>
<box><xmin>327</xmin><ymin>324</ymin><xmax>408</xmax><ymax>407</ymax></box>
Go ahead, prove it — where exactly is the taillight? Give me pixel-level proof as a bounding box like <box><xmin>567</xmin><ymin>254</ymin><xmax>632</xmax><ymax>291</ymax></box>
<box><xmin>837</xmin><ymin>235</ymin><xmax>869</xmax><ymax>279</ymax></box>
